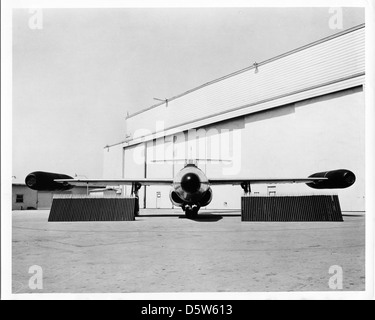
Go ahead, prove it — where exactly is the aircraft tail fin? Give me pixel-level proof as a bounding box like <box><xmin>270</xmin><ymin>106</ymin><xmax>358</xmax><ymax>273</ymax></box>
<box><xmin>151</xmin><ymin>158</ymin><xmax>232</xmax><ymax>165</ymax></box>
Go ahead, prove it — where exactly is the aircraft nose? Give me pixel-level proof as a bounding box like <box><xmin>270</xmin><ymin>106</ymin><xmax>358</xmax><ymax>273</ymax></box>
<box><xmin>181</xmin><ymin>173</ymin><xmax>201</xmax><ymax>193</ymax></box>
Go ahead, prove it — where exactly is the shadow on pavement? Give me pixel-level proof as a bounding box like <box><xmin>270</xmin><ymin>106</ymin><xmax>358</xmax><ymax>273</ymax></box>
<box><xmin>138</xmin><ymin>210</ymin><xmax>241</xmax><ymax>222</ymax></box>
<box><xmin>179</xmin><ymin>214</ymin><xmax>224</xmax><ymax>222</ymax></box>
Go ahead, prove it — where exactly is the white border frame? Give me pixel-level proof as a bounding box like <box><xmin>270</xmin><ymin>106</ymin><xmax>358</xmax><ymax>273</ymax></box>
<box><xmin>2</xmin><ymin>0</ymin><xmax>374</xmax><ymax>300</ymax></box>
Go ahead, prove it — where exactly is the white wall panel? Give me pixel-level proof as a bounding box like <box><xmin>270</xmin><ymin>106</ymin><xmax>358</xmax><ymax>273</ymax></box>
<box><xmin>119</xmin><ymin>87</ymin><xmax>364</xmax><ymax>211</ymax></box>
<box><xmin>239</xmin><ymin>87</ymin><xmax>365</xmax><ymax>211</ymax></box>
<box><xmin>145</xmin><ymin>138</ymin><xmax>173</xmax><ymax>208</ymax></box>
<box><xmin>110</xmin><ymin>25</ymin><xmax>365</xmax><ymax>212</ymax></box>
<box><xmin>124</xmin><ymin>144</ymin><xmax>145</xmax><ymax>179</ymax></box>
<box><xmin>126</xmin><ymin>26</ymin><xmax>364</xmax><ymax>141</ymax></box>
<box><xmin>103</xmin><ymin>144</ymin><xmax>123</xmax><ymax>179</ymax></box>
<box><xmin>123</xmin><ymin>144</ymin><xmax>145</xmax><ymax>201</ymax></box>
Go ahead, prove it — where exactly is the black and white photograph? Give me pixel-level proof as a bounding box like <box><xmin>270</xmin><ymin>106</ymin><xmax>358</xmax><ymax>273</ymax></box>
<box><xmin>1</xmin><ymin>0</ymin><xmax>374</xmax><ymax>301</ymax></box>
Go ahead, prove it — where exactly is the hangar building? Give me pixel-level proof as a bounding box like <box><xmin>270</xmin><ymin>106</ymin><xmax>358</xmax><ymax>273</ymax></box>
<box><xmin>103</xmin><ymin>24</ymin><xmax>365</xmax><ymax>212</ymax></box>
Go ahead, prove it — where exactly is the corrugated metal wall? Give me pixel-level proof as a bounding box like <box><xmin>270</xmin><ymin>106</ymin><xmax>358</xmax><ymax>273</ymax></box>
<box><xmin>125</xmin><ymin>25</ymin><xmax>364</xmax><ymax>143</ymax></box>
<box><xmin>48</xmin><ymin>196</ymin><xmax>136</xmax><ymax>221</ymax></box>
<box><xmin>241</xmin><ymin>195</ymin><xmax>343</xmax><ymax>222</ymax></box>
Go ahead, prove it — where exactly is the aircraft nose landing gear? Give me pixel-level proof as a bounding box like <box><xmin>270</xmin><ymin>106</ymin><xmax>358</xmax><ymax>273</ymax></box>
<box><xmin>183</xmin><ymin>204</ymin><xmax>200</xmax><ymax>219</ymax></box>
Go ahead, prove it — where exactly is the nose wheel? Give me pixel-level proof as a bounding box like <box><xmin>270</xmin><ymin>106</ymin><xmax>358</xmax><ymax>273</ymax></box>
<box><xmin>183</xmin><ymin>204</ymin><xmax>200</xmax><ymax>219</ymax></box>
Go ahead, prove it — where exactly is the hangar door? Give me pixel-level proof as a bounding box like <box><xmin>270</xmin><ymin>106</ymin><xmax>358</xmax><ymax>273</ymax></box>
<box><xmin>145</xmin><ymin>137</ymin><xmax>174</xmax><ymax>208</ymax></box>
<box><xmin>123</xmin><ymin>143</ymin><xmax>145</xmax><ymax>206</ymax></box>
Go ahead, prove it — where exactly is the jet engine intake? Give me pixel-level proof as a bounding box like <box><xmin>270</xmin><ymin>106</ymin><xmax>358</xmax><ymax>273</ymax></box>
<box><xmin>199</xmin><ymin>188</ymin><xmax>213</xmax><ymax>207</ymax></box>
<box><xmin>169</xmin><ymin>190</ymin><xmax>185</xmax><ymax>207</ymax></box>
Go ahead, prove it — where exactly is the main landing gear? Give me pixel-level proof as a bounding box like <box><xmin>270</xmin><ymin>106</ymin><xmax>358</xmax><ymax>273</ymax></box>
<box><xmin>183</xmin><ymin>204</ymin><xmax>200</xmax><ymax>219</ymax></box>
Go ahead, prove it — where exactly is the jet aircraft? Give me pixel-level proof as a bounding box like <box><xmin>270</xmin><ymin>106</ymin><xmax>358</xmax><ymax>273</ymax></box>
<box><xmin>25</xmin><ymin>160</ymin><xmax>356</xmax><ymax>218</ymax></box>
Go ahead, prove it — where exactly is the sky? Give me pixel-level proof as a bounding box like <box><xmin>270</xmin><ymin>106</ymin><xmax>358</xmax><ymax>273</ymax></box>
<box><xmin>11</xmin><ymin>6</ymin><xmax>365</xmax><ymax>182</ymax></box>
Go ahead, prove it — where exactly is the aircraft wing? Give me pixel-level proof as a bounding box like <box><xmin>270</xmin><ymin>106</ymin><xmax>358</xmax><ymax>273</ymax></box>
<box><xmin>54</xmin><ymin>178</ymin><xmax>174</xmax><ymax>186</ymax></box>
<box><xmin>26</xmin><ymin>169</ymin><xmax>354</xmax><ymax>192</ymax></box>
<box><xmin>57</xmin><ymin>177</ymin><xmax>325</xmax><ymax>187</ymax></box>
<box><xmin>208</xmin><ymin>177</ymin><xmax>327</xmax><ymax>185</ymax></box>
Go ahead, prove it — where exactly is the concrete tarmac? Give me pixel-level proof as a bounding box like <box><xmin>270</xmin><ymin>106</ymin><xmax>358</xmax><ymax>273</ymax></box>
<box><xmin>12</xmin><ymin>209</ymin><xmax>365</xmax><ymax>293</ymax></box>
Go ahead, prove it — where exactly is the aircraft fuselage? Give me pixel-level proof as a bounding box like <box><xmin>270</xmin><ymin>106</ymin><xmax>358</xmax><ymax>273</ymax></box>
<box><xmin>169</xmin><ymin>164</ymin><xmax>213</xmax><ymax>217</ymax></box>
